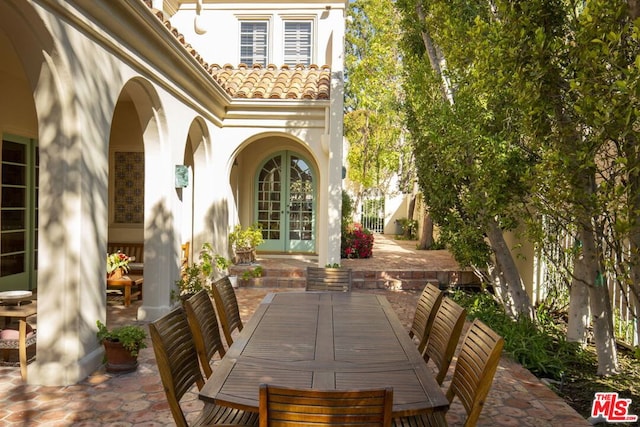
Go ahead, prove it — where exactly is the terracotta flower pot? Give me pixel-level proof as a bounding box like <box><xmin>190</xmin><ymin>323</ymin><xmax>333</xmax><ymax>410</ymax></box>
<box><xmin>107</xmin><ymin>268</ymin><xmax>124</xmax><ymax>280</ymax></box>
<box><xmin>234</xmin><ymin>248</ymin><xmax>254</xmax><ymax>265</ymax></box>
<box><xmin>102</xmin><ymin>339</ymin><xmax>139</xmax><ymax>373</ymax></box>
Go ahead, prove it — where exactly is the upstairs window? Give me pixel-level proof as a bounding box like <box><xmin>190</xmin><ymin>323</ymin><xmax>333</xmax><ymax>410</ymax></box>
<box><xmin>284</xmin><ymin>21</ymin><xmax>312</xmax><ymax>66</ymax></box>
<box><xmin>240</xmin><ymin>21</ymin><xmax>268</xmax><ymax>66</ymax></box>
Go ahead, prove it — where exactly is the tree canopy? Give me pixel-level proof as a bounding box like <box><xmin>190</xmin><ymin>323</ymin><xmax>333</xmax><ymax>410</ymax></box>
<box><xmin>345</xmin><ymin>0</ymin><xmax>413</xmax><ymax>196</ymax></box>
<box><xmin>395</xmin><ymin>0</ymin><xmax>640</xmax><ymax>375</ymax></box>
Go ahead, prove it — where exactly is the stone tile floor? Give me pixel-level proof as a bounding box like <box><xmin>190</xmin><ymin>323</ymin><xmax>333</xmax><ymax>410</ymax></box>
<box><xmin>0</xmin><ymin>235</ymin><xmax>592</xmax><ymax>426</ymax></box>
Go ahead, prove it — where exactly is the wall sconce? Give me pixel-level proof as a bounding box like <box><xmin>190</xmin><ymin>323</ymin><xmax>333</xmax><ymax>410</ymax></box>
<box><xmin>175</xmin><ymin>165</ymin><xmax>189</xmax><ymax>188</ymax></box>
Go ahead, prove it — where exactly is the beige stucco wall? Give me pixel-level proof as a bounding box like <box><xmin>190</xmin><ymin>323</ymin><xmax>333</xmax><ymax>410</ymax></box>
<box><xmin>167</xmin><ymin>0</ymin><xmax>347</xmax><ymax>70</ymax></box>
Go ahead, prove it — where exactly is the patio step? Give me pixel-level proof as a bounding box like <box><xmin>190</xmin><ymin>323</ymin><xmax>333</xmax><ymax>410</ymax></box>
<box><xmin>229</xmin><ymin>263</ymin><xmax>480</xmax><ymax>290</ymax></box>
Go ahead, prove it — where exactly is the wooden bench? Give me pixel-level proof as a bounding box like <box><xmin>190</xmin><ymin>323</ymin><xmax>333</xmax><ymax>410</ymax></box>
<box><xmin>305</xmin><ymin>266</ymin><xmax>353</xmax><ymax>292</ymax></box>
<box><xmin>108</xmin><ymin>242</ymin><xmax>144</xmax><ymax>274</ymax></box>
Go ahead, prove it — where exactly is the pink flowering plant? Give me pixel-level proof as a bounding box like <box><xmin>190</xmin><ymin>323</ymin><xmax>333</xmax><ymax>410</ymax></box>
<box><xmin>106</xmin><ymin>251</ymin><xmax>130</xmax><ymax>274</ymax></box>
<box><xmin>341</xmin><ymin>223</ymin><xmax>374</xmax><ymax>259</ymax></box>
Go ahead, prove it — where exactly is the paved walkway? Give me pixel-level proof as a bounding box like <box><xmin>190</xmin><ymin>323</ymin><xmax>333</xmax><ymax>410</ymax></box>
<box><xmin>0</xmin><ymin>235</ymin><xmax>591</xmax><ymax>426</ymax></box>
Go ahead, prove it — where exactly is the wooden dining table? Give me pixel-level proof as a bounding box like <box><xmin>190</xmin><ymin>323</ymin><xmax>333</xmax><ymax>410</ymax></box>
<box><xmin>199</xmin><ymin>291</ymin><xmax>449</xmax><ymax>418</ymax></box>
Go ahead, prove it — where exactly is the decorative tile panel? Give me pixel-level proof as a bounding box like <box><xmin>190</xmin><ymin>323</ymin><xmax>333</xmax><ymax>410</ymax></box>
<box><xmin>114</xmin><ymin>152</ymin><xmax>144</xmax><ymax>224</ymax></box>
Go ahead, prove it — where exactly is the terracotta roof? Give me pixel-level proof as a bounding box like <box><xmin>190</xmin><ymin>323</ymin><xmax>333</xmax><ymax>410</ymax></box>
<box><xmin>209</xmin><ymin>63</ymin><xmax>331</xmax><ymax>100</ymax></box>
<box><xmin>143</xmin><ymin>1</ymin><xmax>331</xmax><ymax>100</ymax></box>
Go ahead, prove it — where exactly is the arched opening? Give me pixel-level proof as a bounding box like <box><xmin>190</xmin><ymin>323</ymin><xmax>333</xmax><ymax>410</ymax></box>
<box><xmin>230</xmin><ymin>133</ymin><xmax>319</xmax><ymax>255</ymax></box>
<box><xmin>0</xmin><ymin>8</ymin><xmax>41</xmax><ymax>292</ymax></box>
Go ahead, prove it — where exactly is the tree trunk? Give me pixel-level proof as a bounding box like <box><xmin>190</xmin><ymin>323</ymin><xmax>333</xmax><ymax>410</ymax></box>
<box><xmin>580</xmin><ymin>225</ymin><xmax>618</xmax><ymax>375</ymax></box>
<box><xmin>417</xmin><ymin>210</ymin><xmax>433</xmax><ymax>249</ymax></box>
<box><xmin>488</xmin><ymin>261</ymin><xmax>518</xmax><ymax>319</ymax></box>
<box><xmin>628</xmin><ymin>0</ymin><xmax>640</xmax><ymax>20</ymax></box>
<box><xmin>567</xmin><ymin>252</ymin><xmax>590</xmax><ymax>344</ymax></box>
<box><xmin>404</xmin><ymin>194</ymin><xmax>417</xmax><ymax>239</ymax></box>
<box><xmin>485</xmin><ymin>217</ymin><xmax>535</xmax><ymax>320</ymax></box>
<box><xmin>407</xmin><ymin>193</ymin><xmax>416</xmax><ymax>225</ymax></box>
<box><xmin>624</xmin><ymin>133</ymin><xmax>640</xmax><ymax>348</ymax></box>
<box><xmin>415</xmin><ymin>3</ymin><xmax>452</xmax><ymax>103</ymax></box>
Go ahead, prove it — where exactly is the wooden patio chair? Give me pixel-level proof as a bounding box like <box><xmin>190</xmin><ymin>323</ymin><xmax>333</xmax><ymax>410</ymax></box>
<box><xmin>305</xmin><ymin>266</ymin><xmax>353</xmax><ymax>292</ymax></box>
<box><xmin>149</xmin><ymin>307</ymin><xmax>257</xmax><ymax>427</ymax></box>
<box><xmin>422</xmin><ymin>298</ymin><xmax>467</xmax><ymax>385</ymax></box>
<box><xmin>181</xmin><ymin>242</ymin><xmax>190</xmax><ymax>267</ymax></box>
<box><xmin>259</xmin><ymin>384</ymin><xmax>393</xmax><ymax>427</ymax></box>
<box><xmin>210</xmin><ymin>276</ymin><xmax>243</xmax><ymax>347</ymax></box>
<box><xmin>180</xmin><ymin>242</ymin><xmax>190</xmax><ymax>279</ymax></box>
<box><xmin>184</xmin><ymin>289</ymin><xmax>227</xmax><ymax>379</ymax></box>
<box><xmin>409</xmin><ymin>283</ymin><xmax>444</xmax><ymax>354</ymax></box>
<box><xmin>0</xmin><ymin>324</ymin><xmax>37</xmax><ymax>380</ymax></box>
<box><xmin>393</xmin><ymin>319</ymin><xmax>504</xmax><ymax>427</ymax></box>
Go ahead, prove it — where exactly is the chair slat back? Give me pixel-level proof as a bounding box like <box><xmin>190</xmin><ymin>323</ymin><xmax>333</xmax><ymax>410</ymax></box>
<box><xmin>306</xmin><ymin>267</ymin><xmax>353</xmax><ymax>292</ymax></box>
<box><xmin>409</xmin><ymin>283</ymin><xmax>444</xmax><ymax>353</ymax></box>
<box><xmin>448</xmin><ymin>318</ymin><xmax>504</xmax><ymax>427</ymax></box>
<box><xmin>184</xmin><ymin>289</ymin><xmax>226</xmax><ymax>378</ymax></box>
<box><xmin>259</xmin><ymin>384</ymin><xmax>393</xmax><ymax>427</ymax></box>
<box><xmin>210</xmin><ymin>276</ymin><xmax>243</xmax><ymax>346</ymax></box>
<box><xmin>423</xmin><ymin>297</ymin><xmax>467</xmax><ymax>384</ymax></box>
<box><xmin>149</xmin><ymin>307</ymin><xmax>204</xmax><ymax>427</ymax></box>
<box><xmin>181</xmin><ymin>242</ymin><xmax>190</xmax><ymax>267</ymax></box>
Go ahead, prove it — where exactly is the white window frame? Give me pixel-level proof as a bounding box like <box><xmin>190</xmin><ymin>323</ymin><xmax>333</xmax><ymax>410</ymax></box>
<box><xmin>283</xmin><ymin>20</ymin><xmax>313</xmax><ymax>66</ymax></box>
<box><xmin>239</xmin><ymin>20</ymin><xmax>269</xmax><ymax>66</ymax></box>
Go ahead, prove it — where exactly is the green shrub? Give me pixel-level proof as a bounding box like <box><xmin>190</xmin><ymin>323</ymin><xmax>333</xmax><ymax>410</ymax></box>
<box><xmin>341</xmin><ymin>190</ymin><xmax>354</xmax><ymax>229</ymax></box>
<box><xmin>395</xmin><ymin>217</ymin><xmax>418</xmax><ymax>239</ymax></box>
<box><xmin>449</xmin><ymin>289</ymin><xmax>585</xmax><ymax>380</ymax></box>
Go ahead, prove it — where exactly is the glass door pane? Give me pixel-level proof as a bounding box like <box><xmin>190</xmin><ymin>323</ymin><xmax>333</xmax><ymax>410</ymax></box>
<box><xmin>1</xmin><ymin>140</ymin><xmax>27</xmax><ymax>278</ymax></box>
<box><xmin>257</xmin><ymin>156</ymin><xmax>283</xmax><ymax>246</ymax></box>
<box><xmin>0</xmin><ymin>136</ymin><xmax>37</xmax><ymax>290</ymax></box>
<box><xmin>288</xmin><ymin>155</ymin><xmax>314</xmax><ymax>251</ymax></box>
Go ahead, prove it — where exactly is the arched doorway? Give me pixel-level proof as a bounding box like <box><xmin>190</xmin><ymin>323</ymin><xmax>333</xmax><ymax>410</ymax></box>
<box><xmin>256</xmin><ymin>151</ymin><xmax>315</xmax><ymax>253</ymax></box>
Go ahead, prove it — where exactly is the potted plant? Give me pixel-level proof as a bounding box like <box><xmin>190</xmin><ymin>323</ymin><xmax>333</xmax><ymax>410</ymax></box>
<box><xmin>215</xmin><ymin>254</ymin><xmax>232</xmax><ymax>274</ymax></box>
<box><xmin>239</xmin><ymin>265</ymin><xmax>263</xmax><ymax>287</ymax></box>
<box><xmin>173</xmin><ymin>243</ymin><xmax>234</xmax><ymax>300</ymax></box>
<box><xmin>214</xmin><ymin>253</ymin><xmax>239</xmax><ymax>287</ymax></box>
<box><xmin>96</xmin><ymin>320</ymin><xmax>147</xmax><ymax>373</ymax></box>
<box><xmin>173</xmin><ymin>263</ymin><xmax>208</xmax><ymax>302</ymax></box>
<box><xmin>228</xmin><ymin>223</ymin><xmax>264</xmax><ymax>264</ymax></box>
<box><xmin>106</xmin><ymin>251</ymin><xmax>130</xmax><ymax>279</ymax></box>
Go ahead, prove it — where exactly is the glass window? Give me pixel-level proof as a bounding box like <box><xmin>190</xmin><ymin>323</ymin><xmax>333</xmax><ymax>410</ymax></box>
<box><xmin>0</xmin><ymin>137</ymin><xmax>38</xmax><ymax>281</ymax></box>
<box><xmin>284</xmin><ymin>21</ymin><xmax>312</xmax><ymax>66</ymax></box>
<box><xmin>240</xmin><ymin>21</ymin><xmax>268</xmax><ymax>66</ymax></box>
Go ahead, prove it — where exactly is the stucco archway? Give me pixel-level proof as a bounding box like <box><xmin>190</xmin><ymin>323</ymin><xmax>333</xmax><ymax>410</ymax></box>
<box><xmin>231</xmin><ymin>133</ymin><xmax>320</xmax><ymax>255</ymax></box>
<box><xmin>111</xmin><ymin>78</ymin><xmax>179</xmax><ymax>322</ymax></box>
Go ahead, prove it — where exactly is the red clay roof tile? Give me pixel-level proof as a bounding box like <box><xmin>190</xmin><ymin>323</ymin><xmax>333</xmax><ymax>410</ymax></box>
<box><xmin>209</xmin><ymin>63</ymin><xmax>331</xmax><ymax>100</ymax></box>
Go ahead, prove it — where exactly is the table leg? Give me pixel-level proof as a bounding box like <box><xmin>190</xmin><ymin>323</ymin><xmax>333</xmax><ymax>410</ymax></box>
<box><xmin>124</xmin><ymin>284</ymin><xmax>131</xmax><ymax>307</ymax></box>
<box><xmin>19</xmin><ymin>319</ymin><xmax>27</xmax><ymax>381</ymax></box>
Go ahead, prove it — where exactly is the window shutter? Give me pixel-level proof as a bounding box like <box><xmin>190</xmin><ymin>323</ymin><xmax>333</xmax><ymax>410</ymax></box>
<box><xmin>284</xmin><ymin>22</ymin><xmax>311</xmax><ymax>66</ymax></box>
<box><xmin>240</xmin><ymin>22</ymin><xmax>268</xmax><ymax>66</ymax></box>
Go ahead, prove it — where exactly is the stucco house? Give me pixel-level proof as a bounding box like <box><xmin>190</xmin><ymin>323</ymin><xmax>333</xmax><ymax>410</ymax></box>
<box><xmin>0</xmin><ymin>0</ymin><xmax>346</xmax><ymax>385</ymax></box>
